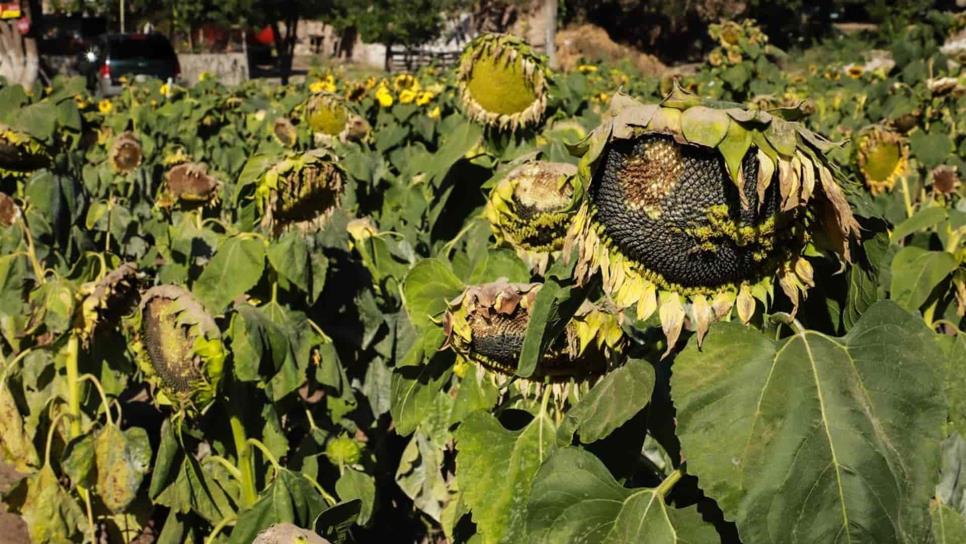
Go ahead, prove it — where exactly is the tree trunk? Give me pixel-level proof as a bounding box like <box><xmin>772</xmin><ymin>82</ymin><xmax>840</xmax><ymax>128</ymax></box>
<box><xmin>0</xmin><ymin>12</ymin><xmax>39</xmax><ymax>89</ymax></box>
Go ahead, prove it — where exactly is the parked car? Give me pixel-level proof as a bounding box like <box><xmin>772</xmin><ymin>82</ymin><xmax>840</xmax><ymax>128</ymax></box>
<box><xmin>78</xmin><ymin>32</ymin><xmax>180</xmax><ymax>96</ymax></box>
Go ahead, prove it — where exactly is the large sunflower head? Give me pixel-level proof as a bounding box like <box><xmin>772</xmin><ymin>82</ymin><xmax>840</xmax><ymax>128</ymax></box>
<box><xmin>109</xmin><ymin>131</ymin><xmax>143</xmax><ymax>174</ymax></box>
<box><xmin>0</xmin><ymin>124</ymin><xmax>49</xmax><ymax>178</ymax></box>
<box><xmin>162</xmin><ymin>162</ymin><xmax>221</xmax><ymax>207</ymax></box>
<box><xmin>856</xmin><ymin>126</ymin><xmax>908</xmax><ymax>195</ymax></box>
<box><xmin>76</xmin><ymin>263</ymin><xmax>140</xmax><ymax>344</ymax></box>
<box><xmin>568</xmin><ymin>89</ymin><xmax>859</xmax><ymax>349</ymax></box>
<box><xmin>442</xmin><ymin>281</ymin><xmax>624</xmax><ymax>382</ymax></box>
<box><xmin>485</xmin><ymin>161</ymin><xmax>578</xmax><ymax>273</ymax></box>
<box><xmin>257</xmin><ymin>148</ymin><xmax>344</xmax><ymax>236</ymax></box>
<box><xmin>457</xmin><ymin>33</ymin><xmax>549</xmax><ymax>132</ymax></box>
<box><xmin>133</xmin><ymin>285</ymin><xmax>225</xmax><ymax>410</ymax></box>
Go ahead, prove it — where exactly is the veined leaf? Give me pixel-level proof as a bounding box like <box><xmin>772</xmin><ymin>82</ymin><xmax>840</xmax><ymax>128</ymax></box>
<box><xmin>672</xmin><ymin>301</ymin><xmax>945</xmax><ymax>544</ymax></box>
<box><xmin>890</xmin><ymin>246</ymin><xmax>957</xmax><ymax>312</ymax></box>
<box><xmin>561</xmin><ymin>358</ymin><xmax>655</xmax><ymax>444</ymax></box>
<box><xmin>194</xmin><ymin>236</ymin><xmax>266</xmax><ymax>313</ymax></box>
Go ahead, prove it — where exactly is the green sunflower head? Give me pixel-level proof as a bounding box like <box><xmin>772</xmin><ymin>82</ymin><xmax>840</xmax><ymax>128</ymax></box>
<box><xmin>856</xmin><ymin>126</ymin><xmax>908</xmax><ymax>195</ymax></box>
<box><xmin>485</xmin><ymin>161</ymin><xmax>578</xmax><ymax>273</ymax></box>
<box><xmin>76</xmin><ymin>262</ymin><xmax>140</xmax><ymax>344</ymax></box>
<box><xmin>109</xmin><ymin>131</ymin><xmax>143</xmax><ymax>174</ymax></box>
<box><xmin>256</xmin><ymin>148</ymin><xmax>344</xmax><ymax>236</ymax></box>
<box><xmin>133</xmin><ymin>285</ymin><xmax>225</xmax><ymax>410</ymax></box>
<box><xmin>162</xmin><ymin>162</ymin><xmax>221</xmax><ymax>207</ymax></box>
<box><xmin>442</xmin><ymin>280</ymin><xmax>624</xmax><ymax>382</ymax></box>
<box><xmin>0</xmin><ymin>124</ymin><xmax>50</xmax><ymax>178</ymax></box>
<box><xmin>457</xmin><ymin>33</ymin><xmax>549</xmax><ymax>132</ymax></box>
<box><xmin>304</xmin><ymin>93</ymin><xmax>350</xmax><ymax>137</ymax></box>
<box><xmin>568</xmin><ymin>88</ymin><xmax>859</xmax><ymax>349</ymax></box>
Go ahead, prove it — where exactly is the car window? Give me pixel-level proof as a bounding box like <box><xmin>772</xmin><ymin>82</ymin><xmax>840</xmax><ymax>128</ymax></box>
<box><xmin>108</xmin><ymin>36</ymin><xmax>176</xmax><ymax>60</ymax></box>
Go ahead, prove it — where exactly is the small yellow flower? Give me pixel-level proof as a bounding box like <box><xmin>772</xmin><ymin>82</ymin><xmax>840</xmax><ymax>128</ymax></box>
<box><xmin>577</xmin><ymin>64</ymin><xmax>598</xmax><ymax>74</ymax></box>
<box><xmin>150</xmin><ymin>99</ymin><xmax>158</xmax><ymax>107</ymax></box>
<box><xmin>160</xmin><ymin>83</ymin><xmax>171</xmax><ymax>97</ymax></box>
<box><xmin>428</xmin><ymin>105</ymin><xmax>441</xmax><ymax>120</ymax></box>
<box><xmin>415</xmin><ymin>91</ymin><xmax>434</xmax><ymax>106</ymax></box>
<box><xmin>309</xmin><ymin>80</ymin><xmax>326</xmax><ymax>94</ymax></box>
<box><xmin>375</xmin><ymin>85</ymin><xmax>394</xmax><ymax>108</ymax></box>
<box><xmin>98</xmin><ymin>99</ymin><xmax>113</xmax><ymax>114</ymax></box>
<box><xmin>346</xmin><ymin>84</ymin><xmax>366</xmax><ymax>101</ymax></box>
<box><xmin>399</xmin><ymin>89</ymin><xmax>417</xmax><ymax>104</ymax></box>
<box><xmin>845</xmin><ymin>64</ymin><xmax>864</xmax><ymax>79</ymax></box>
<box><xmin>592</xmin><ymin>92</ymin><xmax>609</xmax><ymax>104</ymax></box>
<box><xmin>708</xmin><ymin>49</ymin><xmax>725</xmax><ymax>67</ymax></box>
<box><xmin>393</xmin><ymin>73</ymin><xmax>420</xmax><ymax>92</ymax></box>
<box><xmin>199</xmin><ymin>71</ymin><xmax>210</xmax><ymax>82</ymax></box>
<box><xmin>118</xmin><ymin>75</ymin><xmax>129</xmax><ymax>85</ymax></box>
<box><xmin>726</xmin><ymin>47</ymin><xmax>743</xmax><ymax>64</ymax></box>
<box><xmin>364</xmin><ymin>76</ymin><xmax>377</xmax><ymax>90</ymax></box>
<box><xmin>73</xmin><ymin>95</ymin><xmax>89</xmax><ymax>109</ymax></box>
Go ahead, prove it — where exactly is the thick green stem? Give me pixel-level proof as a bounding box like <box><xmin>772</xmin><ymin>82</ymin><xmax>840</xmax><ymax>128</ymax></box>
<box><xmin>655</xmin><ymin>469</ymin><xmax>683</xmax><ymax>499</ymax></box>
<box><xmin>65</xmin><ymin>334</ymin><xmax>81</xmax><ymax>438</ymax></box>
<box><xmin>229</xmin><ymin>414</ymin><xmax>257</xmax><ymax>507</ymax></box>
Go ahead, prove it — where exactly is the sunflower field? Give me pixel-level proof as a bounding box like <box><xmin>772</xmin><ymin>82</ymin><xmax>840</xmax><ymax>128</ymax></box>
<box><xmin>0</xmin><ymin>11</ymin><xmax>965</xmax><ymax>544</ymax></box>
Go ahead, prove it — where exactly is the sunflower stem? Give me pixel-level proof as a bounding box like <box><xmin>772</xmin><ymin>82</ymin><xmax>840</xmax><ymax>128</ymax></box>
<box><xmin>229</xmin><ymin>413</ymin><xmax>257</xmax><ymax>507</ymax></box>
<box><xmin>65</xmin><ymin>334</ymin><xmax>82</xmax><ymax>439</ymax></box>
<box><xmin>899</xmin><ymin>175</ymin><xmax>914</xmax><ymax>218</ymax></box>
<box><xmin>655</xmin><ymin>468</ymin><xmax>683</xmax><ymax>499</ymax></box>
<box><xmin>78</xmin><ymin>373</ymin><xmax>114</xmax><ymax>426</ymax></box>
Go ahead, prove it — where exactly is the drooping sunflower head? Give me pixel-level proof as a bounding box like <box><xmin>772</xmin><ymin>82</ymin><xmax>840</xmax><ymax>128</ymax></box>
<box><xmin>856</xmin><ymin>126</ymin><xmax>908</xmax><ymax>195</ymax></box>
<box><xmin>0</xmin><ymin>124</ymin><xmax>49</xmax><ymax>178</ymax></box>
<box><xmin>133</xmin><ymin>285</ymin><xmax>225</xmax><ymax>410</ymax></box>
<box><xmin>109</xmin><ymin>131</ymin><xmax>143</xmax><ymax>174</ymax></box>
<box><xmin>442</xmin><ymin>281</ymin><xmax>624</xmax><ymax>382</ymax></box>
<box><xmin>304</xmin><ymin>93</ymin><xmax>350</xmax><ymax>138</ymax></box>
<box><xmin>272</xmin><ymin>117</ymin><xmax>298</xmax><ymax>148</ymax></box>
<box><xmin>485</xmin><ymin>161</ymin><xmax>578</xmax><ymax>273</ymax></box>
<box><xmin>76</xmin><ymin>263</ymin><xmax>140</xmax><ymax>344</ymax></box>
<box><xmin>568</xmin><ymin>89</ymin><xmax>859</xmax><ymax>349</ymax></box>
<box><xmin>257</xmin><ymin>148</ymin><xmax>344</xmax><ymax>235</ymax></box>
<box><xmin>0</xmin><ymin>192</ymin><xmax>20</xmax><ymax>227</ymax></box>
<box><xmin>162</xmin><ymin>162</ymin><xmax>221</xmax><ymax>207</ymax></box>
<box><xmin>457</xmin><ymin>33</ymin><xmax>548</xmax><ymax>132</ymax></box>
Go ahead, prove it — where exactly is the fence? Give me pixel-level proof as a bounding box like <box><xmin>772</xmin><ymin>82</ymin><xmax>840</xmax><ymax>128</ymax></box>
<box><xmin>386</xmin><ymin>46</ymin><xmax>461</xmax><ymax>72</ymax></box>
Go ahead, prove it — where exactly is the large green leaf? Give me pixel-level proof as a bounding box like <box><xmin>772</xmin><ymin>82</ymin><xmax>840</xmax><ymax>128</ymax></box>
<box><xmin>389</xmin><ymin>328</ymin><xmax>452</xmax><ymax>436</ymax></box>
<box><xmin>455</xmin><ymin>411</ymin><xmax>558</xmax><ymax>544</ymax></box>
<box><xmin>21</xmin><ymin>465</ymin><xmax>87</xmax><ymax>544</ymax></box>
<box><xmin>672</xmin><ymin>301</ymin><xmax>945</xmax><ymax>543</ymax></box>
<box><xmin>228</xmin><ymin>469</ymin><xmax>328</xmax><ymax>544</ymax></box>
<box><xmin>335</xmin><ymin>468</ymin><xmax>375</xmax><ymax>525</ymax></box>
<box><xmin>525</xmin><ymin>448</ymin><xmax>712</xmax><ymax>543</ymax></box>
<box><xmin>400</xmin><ymin>258</ymin><xmax>464</xmax><ymax>330</ymax></box>
<box><xmin>194</xmin><ymin>236</ymin><xmax>266</xmax><ymax>313</ymax></box>
<box><xmin>95</xmin><ymin>425</ymin><xmax>151</xmax><ymax>512</ymax></box>
<box><xmin>931</xmin><ymin>502</ymin><xmax>966</xmax><ymax>544</ymax></box>
<box><xmin>560</xmin><ymin>358</ymin><xmax>655</xmax><ymax>444</ymax></box>
<box><xmin>890</xmin><ymin>246</ymin><xmax>957</xmax><ymax>311</ymax></box>
<box><xmin>395</xmin><ymin>432</ymin><xmax>449</xmax><ymax>522</ymax></box>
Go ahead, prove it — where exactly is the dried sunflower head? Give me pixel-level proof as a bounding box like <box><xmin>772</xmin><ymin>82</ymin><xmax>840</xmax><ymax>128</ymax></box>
<box><xmin>0</xmin><ymin>124</ymin><xmax>49</xmax><ymax>178</ymax></box>
<box><xmin>133</xmin><ymin>285</ymin><xmax>225</xmax><ymax>410</ymax></box>
<box><xmin>272</xmin><ymin>117</ymin><xmax>298</xmax><ymax>148</ymax></box>
<box><xmin>0</xmin><ymin>192</ymin><xmax>20</xmax><ymax>227</ymax></box>
<box><xmin>109</xmin><ymin>131</ymin><xmax>143</xmax><ymax>174</ymax></box>
<box><xmin>931</xmin><ymin>165</ymin><xmax>961</xmax><ymax>197</ymax></box>
<box><xmin>76</xmin><ymin>263</ymin><xmax>140</xmax><ymax>344</ymax></box>
<box><xmin>457</xmin><ymin>33</ymin><xmax>548</xmax><ymax>132</ymax></box>
<box><xmin>257</xmin><ymin>149</ymin><xmax>344</xmax><ymax>236</ymax></box>
<box><xmin>485</xmin><ymin>161</ymin><xmax>578</xmax><ymax>273</ymax></box>
<box><xmin>856</xmin><ymin>126</ymin><xmax>909</xmax><ymax>195</ymax></box>
<box><xmin>567</xmin><ymin>89</ymin><xmax>859</xmax><ymax>350</ymax></box>
<box><xmin>442</xmin><ymin>281</ymin><xmax>624</xmax><ymax>382</ymax></box>
<box><xmin>162</xmin><ymin>162</ymin><xmax>221</xmax><ymax>207</ymax></box>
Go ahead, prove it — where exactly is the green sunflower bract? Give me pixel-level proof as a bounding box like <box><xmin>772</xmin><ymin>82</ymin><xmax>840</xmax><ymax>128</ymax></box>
<box><xmin>485</xmin><ymin>161</ymin><xmax>578</xmax><ymax>273</ymax></box>
<box><xmin>133</xmin><ymin>285</ymin><xmax>225</xmax><ymax>410</ymax></box>
<box><xmin>457</xmin><ymin>33</ymin><xmax>548</xmax><ymax>132</ymax></box>
<box><xmin>442</xmin><ymin>280</ymin><xmax>624</xmax><ymax>382</ymax></box>
<box><xmin>566</xmin><ymin>88</ymin><xmax>860</xmax><ymax>350</ymax></box>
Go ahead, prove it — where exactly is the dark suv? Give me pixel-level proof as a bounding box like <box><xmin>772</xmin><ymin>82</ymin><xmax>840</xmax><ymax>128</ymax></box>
<box><xmin>79</xmin><ymin>33</ymin><xmax>180</xmax><ymax>96</ymax></box>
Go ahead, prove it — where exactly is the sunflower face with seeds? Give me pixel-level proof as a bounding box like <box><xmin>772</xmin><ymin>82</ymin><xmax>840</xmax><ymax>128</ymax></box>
<box><xmin>856</xmin><ymin>126</ymin><xmax>908</xmax><ymax>195</ymax></box>
<box><xmin>442</xmin><ymin>281</ymin><xmax>624</xmax><ymax>381</ymax></box>
<box><xmin>133</xmin><ymin>285</ymin><xmax>225</xmax><ymax>410</ymax></box>
<box><xmin>257</xmin><ymin>149</ymin><xmax>344</xmax><ymax>235</ymax></box>
<box><xmin>0</xmin><ymin>125</ymin><xmax>49</xmax><ymax>178</ymax></box>
<box><xmin>109</xmin><ymin>132</ymin><xmax>143</xmax><ymax>174</ymax></box>
<box><xmin>162</xmin><ymin>162</ymin><xmax>221</xmax><ymax>206</ymax></box>
<box><xmin>457</xmin><ymin>34</ymin><xmax>548</xmax><ymax>132</ymax></box>
<box><xmin>485</xmin><ymin>161</ymin><xmax>577</xmax><ymax>273</ymax></box>
<box><xmin>568</xmin><ymin>90</ymin><xmax>859</xmax><ymax>348</ymax></box>
<box><xmin>305</xmin><ymin>93</ymin><xmax>350</xmax><ymax>138</ymax></box>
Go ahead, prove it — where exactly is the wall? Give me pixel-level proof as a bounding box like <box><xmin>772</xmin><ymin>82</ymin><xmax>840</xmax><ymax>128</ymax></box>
<box><xmin>178</xmin><ymin>52</ymin><xmax>249</xmax><ymax>85</ymax></box>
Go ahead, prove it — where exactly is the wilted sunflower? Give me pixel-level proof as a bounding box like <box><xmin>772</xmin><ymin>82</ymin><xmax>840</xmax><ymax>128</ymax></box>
<box><xmin>272</xmin><ymin>117</ymin><xmax>298</xmax><ymax>147</ymax></box>
<box><xmin>304</xmin><ymin>92</ymin><xmax>350</xmax><ymax>138</ymax></box>
<box><xmin>161</xmin><ymin>162</ymin><xmax>221</xmax><ymax>206</ymax></box>
<box><xmin>485</xmin><ymin>161</ymin><xmax>578</xmax><ymax>273</ymax></box>
<box><xmin>0</xmin><ymin>124</ymin><xmax>49</xmax><ymax>178</ymax></box>
<box><xmin>0</xmin><ymin>192</ymin><xmax>21</xmax><ymax>227</ymax></box>
<box><xmin>457</xmin><ymin>33</ymin><xmax>548</xmax><ymax>132</ymax></box>
<box><xmin>109</xmin><ymin>131</ymin><xmax>143</xmax><ymax>174</ymax></box>
<box><xmin>257</xmin><ymin>148</ymin><xmax>344</xmax><ymax>235</ymax></box>
<box><xmin>132</xmin><ymin>285</ymin><xmax>225</xmax><ymax>409</ymax></box>
<box><xmin>856</xmin><ymin>126</ymin><xmax>908</xmax><ymax>195</ymax></box>
<box><xmin>567</xmin><ymin>89</ymin><xmax>859</xmax><ymax>350</ymax></box>
<box><xmin>76</xmin><ymin>263</ymin><xmax>140</xmax><ymax>344</ymax></box>
<box><xmin>931</xmin><ymin>165</ymin><xmax>961</xmax><ymax>197</ymax></box>
<box><xmin>443</xmin><ymin>281</ymin><xmax>624</xmax><ymax>385</ymax></box>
